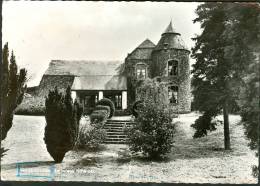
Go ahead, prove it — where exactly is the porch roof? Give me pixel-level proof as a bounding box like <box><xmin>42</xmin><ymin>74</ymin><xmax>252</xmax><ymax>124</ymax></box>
<box><xmin>71</xmin><ymin>75</ymin><xmax>127</xmax><ymax>91</ymax></box>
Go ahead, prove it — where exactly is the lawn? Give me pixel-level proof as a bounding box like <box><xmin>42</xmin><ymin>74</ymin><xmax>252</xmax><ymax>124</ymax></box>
<box><xmin>1</xmin><ymin>113</ymin><xmax>258</xmax><ymax>183</ymax></box>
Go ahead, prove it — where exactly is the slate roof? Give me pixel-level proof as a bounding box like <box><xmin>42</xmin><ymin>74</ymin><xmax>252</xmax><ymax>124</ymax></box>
<box><xmin>127</xmin><ymin>39</ymin><xmax>155</xmax><ymax>60</ymax></box>
<box><xmin>154</xmin><ymin>21</ymin><xmax>189</xmax><ymax>52</ymax></box>
<box><xmin>44</xmin><ymin>60</ymin><xmax>124</xmax><ymax>76</ymax></box>
<box><xmin>137</xmin><ymin>39</ymin><xmax>156</xmax><ymax>48</ymax></box>
<box><xmin>72</xmin><ymin>75</ymin><xmax>127</xmax><ymax>90</ymax></box>
<box><xmin>163</xmin><ymin>21</ymin><xmax>178</xmax><ymax>34</ymax></box>
<box><xmin>44</xmin><ymin>60</ymin><xmax>127</xmax><ymax>91</ymax></box>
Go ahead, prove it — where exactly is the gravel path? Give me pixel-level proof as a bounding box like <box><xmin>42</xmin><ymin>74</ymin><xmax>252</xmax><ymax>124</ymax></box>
<box><xmin>1</xmin><ymin>114</ymin><xmax>258</xmax><ymax>183</ymax></box>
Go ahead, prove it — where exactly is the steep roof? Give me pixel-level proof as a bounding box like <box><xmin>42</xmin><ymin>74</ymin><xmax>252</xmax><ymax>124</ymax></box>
<box><xmin>44</xmin><ymin>60</ymin><xmax>124</xmax><ymax>76</ymax></box>
<box><xmin>44</xmin><ymin>60</ymin><xmax>127</xmax><ymax>91</ymax></box>
<box><xmin>163</xmin><ymin>21</ymin><xmax>178</xmax><ymax>34</ymax></box>
<box><xmin>137</xmin><ymin>39</ymin><xmax>156</xmax><ymax>48</ymax></box>
<box><xmin>72</xmin><ymin>75</ymin><xmax>127</xmax><ymax>91</ymax></box>
<box><xmin>127</xmin><ymin>39</ymin><xmax>155</xmax><ymax>60</ymax></box>
<box><xmin>154</xmin><ymin>21</ymin><xmax>189</xmax><ymax>52</ymax></box>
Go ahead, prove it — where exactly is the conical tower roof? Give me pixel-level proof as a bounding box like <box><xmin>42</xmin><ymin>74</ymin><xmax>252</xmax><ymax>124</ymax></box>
<box><xmin>163</xmin><ymin>20</ymin><xmax>179</xmax><ymax>35</ymax></box>
<box><xmin>154</xmin><ymin>21</ymin><xmax>189</xmax><ymax>52</ymax></box>
<box><xmin>127</xmin><ymin>39</ymin><xmax>155</xmax><ymax>60</ymax></box>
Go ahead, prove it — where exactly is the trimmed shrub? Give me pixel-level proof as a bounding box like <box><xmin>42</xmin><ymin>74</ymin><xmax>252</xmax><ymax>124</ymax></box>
<box><xmin>131</xmin><ymin>100</ymin><xmax>143</xmax><ymax>118</ymax></box>
<box><xmin>44</xmin><ymin>86</ymin><xmax>83</xmax><ymax>163</ymax></box>
<box><xmin>127</xmin><ymin>101</ymin><xmax>175</xmax><ymax>159</ymax></box>
<box><xmin>76</xmin><ymin>121</ymin><xmax>107</xmax><ymax>151</ymax></box>
<box><xmin>94</xmin><ymin>105</ymin><xmax>110</xmax><ymax>116</ymax></box>
<box><xmin>90</xmin><ymin>110</ymin><xmax>108</xmax><ymax>124</ymax></box>
<box><xmin>96</xmin><ymin>98</ymin><xmax>115</xmax><ymax>118</ymax></box>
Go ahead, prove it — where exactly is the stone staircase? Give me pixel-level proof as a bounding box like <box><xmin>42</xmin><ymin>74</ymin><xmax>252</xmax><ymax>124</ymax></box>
<box><xmin>103</xmin><ymin>118</ymin><xmax>135</xmax><ymax>144</ymax></box>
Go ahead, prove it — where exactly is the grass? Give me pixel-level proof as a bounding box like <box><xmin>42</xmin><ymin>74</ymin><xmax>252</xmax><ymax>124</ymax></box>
<box><xmin>1</xmin><ymin>113</ymin><xmax>258</xmax><ymax>183</ymax></box>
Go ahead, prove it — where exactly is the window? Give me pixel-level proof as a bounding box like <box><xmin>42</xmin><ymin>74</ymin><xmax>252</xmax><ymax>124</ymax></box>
<box><xmin>115</xmin><ymin>94</ymin><xmax>122</xmax><ymax>108</ymax></box>
<box><xmin>136</xmin><ymin>64</ymin><xmax>147</xmax><ymax>79</ymax></box>
<box><xmin>168</xmin><ymin>86</ymin><xmax>178</xmax><ymax>104</ymax></box>
<box><xmin>95</xmin><ymin>95</ymin><xmax>98</xmax><ymax>103</ymax></box>
<box><xmin>168</xmin><ymin>60</ymin><xmax>178</xmax><ymax>76</ymax></box>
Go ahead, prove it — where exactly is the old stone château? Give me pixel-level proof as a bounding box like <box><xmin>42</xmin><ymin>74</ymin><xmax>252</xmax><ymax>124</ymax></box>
<box><xmin>125</xmin><ymin>21</ymin><xmax>191</xmax><ymax>113</ymax></box>
<box><xmin>21</xmin><ymin>21</ymin><xmax>191</xmax><ymax>114</ymax></box>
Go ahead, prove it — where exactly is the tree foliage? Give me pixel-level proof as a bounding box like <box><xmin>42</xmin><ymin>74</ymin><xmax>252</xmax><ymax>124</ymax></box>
<box><xmin>191</xmin><ymin>3</ymin><xmax>260</xmax><ymax>150</ymax></box>
<box><xmin>44</xmin><ymin>86</ymin><xmax>82</xmax><ymax>163</ymax></box>
<box><xmin>127</xmin><ymin>78</ymin><xmax>175</xmax><ymax>159</ymax></box>
<box><xmin>0</xmin><ymin>43</ymin><xmax>27</xmax><ymax>141</ymax></box>
<box><xmin>223</xmin><ymin>3</ymin><xmax>260</xmax><ymax>151</ymax></box>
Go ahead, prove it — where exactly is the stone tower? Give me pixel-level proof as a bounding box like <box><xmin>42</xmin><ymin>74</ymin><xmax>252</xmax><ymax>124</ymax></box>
<box><xmin>151</xmin><ymin>21</ymin><xmax>191</xmax><ymax>113</ymax></box>
<box><xmin>125</xmin><ymin>21</ymin><xmax>191</xmax><ymax>113</ymax></box>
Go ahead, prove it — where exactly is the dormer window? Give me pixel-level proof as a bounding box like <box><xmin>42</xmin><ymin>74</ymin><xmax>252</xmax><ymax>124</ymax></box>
<box><xmin>168</xmin><ymin>60</ymin><xmax>178</xmax><ymax>76</ymax></box>
<box><xmin>136</xmin><ymin>63</ymin><xmax>147</xmax><ymax>79</ymax></box>
<box><xmin>163</xmin><ymin>43</ymin><xmax>169</xmax><ymax>51</ymax></box>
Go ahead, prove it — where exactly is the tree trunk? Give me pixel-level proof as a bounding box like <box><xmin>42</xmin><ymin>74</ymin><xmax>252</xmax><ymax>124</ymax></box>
<box><xmin>223</xmin><ymin>100</ymin><xmax>231</xmax><ymax>150</ymax></box>
<box><xmin>257</xmin><ymin>102</ymin><xmax>260</xmax><ymax>184</ymax></box>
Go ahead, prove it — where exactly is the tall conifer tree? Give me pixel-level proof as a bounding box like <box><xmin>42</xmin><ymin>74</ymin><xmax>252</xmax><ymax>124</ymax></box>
<box><xmin>191</xmin><ymin>3</ymin><xmax>259</xmax><ymax>150</ymax></box>
<box><xmin>0</xmin><ymin>43</ymin><xmax>27</xmax><ymax>141</ymax></box>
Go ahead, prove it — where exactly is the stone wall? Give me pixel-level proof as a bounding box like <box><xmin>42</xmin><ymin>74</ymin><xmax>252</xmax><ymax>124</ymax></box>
<box><xmin>15</xmin><ymin>75</ymin><xmax>75</xmax><ymax>115</ymax></box>
<box><xmin>37</xmin><ymin>75</ymin><xmax>75</xmax><ymax>97</ymax></box>
<box><xmin>124</xmin><ymin>58</ymin><xmax>152</xmax><ymax>107</ymax></box>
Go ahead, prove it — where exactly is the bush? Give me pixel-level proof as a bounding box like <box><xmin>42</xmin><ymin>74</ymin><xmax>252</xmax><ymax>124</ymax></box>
<box><xmin>90</xmin><ymin>110</ymin><xmax>108</xmax><ymax>124</ymax></box>
<box><xmin>114</xmin><ymin>109</ymin><xmax>131</xmax><ymax>116</ymax></box>
<box><xmin>15</xmin><ymin>106</ymin><xmax>45</xmax><ymax>115</ymax></box>
<box><xmin>96</xmin><ymin>98</ymin><xmax>115</xmax><ymax>118</ymax></box>
<box><xmin>76</xmin><ymin>121</ymin><xmax>107</xmax><ymax>151</ymax></box>
<box><xmin>15</xmin><ymin>96</ymin><xmax>45</xmax><ymax>115</ymax></box>
<box><xmin>127</xmin><ymin>101</ymin><xmax>175</xmax><ymax>159</ymax></box>
<box><xmin>94</xmin><ymin>105</ymin><xmax>110</xmax><ymax>116</ymax></box>
<box><xmin>131</xmin><ymin>100</ymin><xmax>143</xmax><ymax>118</ymax></box>
<box><xmin>44</xmin><ymin>86</ymin><xmax>82</xmax><ymax>163</ymax></box>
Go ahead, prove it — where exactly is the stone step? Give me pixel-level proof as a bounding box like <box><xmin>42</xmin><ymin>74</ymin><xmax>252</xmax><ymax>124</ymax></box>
<box><xmin>106</xmin><ymin>121</ymin><xmax>135</xmax><ymax>123</ymax></box>
<box><xmin>104</xmin><ymin>126</ymin><xmax>125</xmax><ymax>129</ymax></box>
<box><xmin>105</xmin><ymin>123</ymin><xmax>134</xmax><ymax>126</ymax></box>
<box><xmin>106</xmin><ymin>134</ymin><xmax>128</xmax><ymax>138</ymax></box>
<box><xmin>105</xmin><ymin>138</ymin><xmax>128</xmax><ymax>142</ymax></box>
<box><xmin>105</xmin><ymin>124</ymin><xmax>133</xmax><ymax>126</ymax></box>
<box><xmin>105</xmin><ymin>122</ymin><xmax>133</xmax><ymax>125</ymax></box>
<box><xmin>103</xmin><ymin>119</ymin><xmax>134</xmax><ymax>144</ymax></box>
<box><xmin>106</xmin><ymin>131</ymin><xmax>126</xmax><ymax>135</ymax></box>
<box><xmin>104</xmin><ymin>125</ymin><xmax>129</xmax><ymax>128</ymax></box>
<box><xmin>103</xmin><ymin>141</ymin><xmax>128</xmax><ymax>144</ymax></box>
<box><xmin>104</xmin><ymin>124</ymin><xmax>132</xmax><ymax>127</ymax></box>
<box><xmin>104</xmin><ymin>127</ymin><xmax>126</xmax><ymax>131</ymax></box>
<box><xmin>107</xmin><ymin>120</ymin><xmax>134</xmax><ymax>122</ymax></box>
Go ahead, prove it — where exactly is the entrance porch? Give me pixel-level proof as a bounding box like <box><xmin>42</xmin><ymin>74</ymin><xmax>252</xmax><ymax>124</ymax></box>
<box><xmin>72</xmin><ymin>90</ymin><xmax>127</xmax><ymax>114</ymax></box>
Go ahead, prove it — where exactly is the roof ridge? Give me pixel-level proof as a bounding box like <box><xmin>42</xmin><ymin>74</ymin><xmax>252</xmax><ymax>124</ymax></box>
<box><xmin>51</xmin><ymin>59</ymin><xmax>122</xmax><ymax>62</ymax></box>
<box><xmin>136</xmin><ymin>39</ymin><xmax>155</xmax><ymax>49</ymax></box>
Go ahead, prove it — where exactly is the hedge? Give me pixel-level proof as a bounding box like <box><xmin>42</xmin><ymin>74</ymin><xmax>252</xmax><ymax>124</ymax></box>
<box><xmin>96</xmin><ymin>98</ymin><xmax>115</xmax><ymax>118</ymax></box>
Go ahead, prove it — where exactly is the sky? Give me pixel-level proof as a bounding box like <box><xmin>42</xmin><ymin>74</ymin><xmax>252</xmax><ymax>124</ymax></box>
<box><xmin>3</xmin><ymin>1</ymin><xmax>201</xmax><ymax>87</ymax></box>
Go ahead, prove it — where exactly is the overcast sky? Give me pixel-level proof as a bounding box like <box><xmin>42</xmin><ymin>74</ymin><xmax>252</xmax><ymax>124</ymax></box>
<box><xmin>3</xmin><ymin>1</ymin><xmax>201</xmax><ymax>86</ymax></box>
